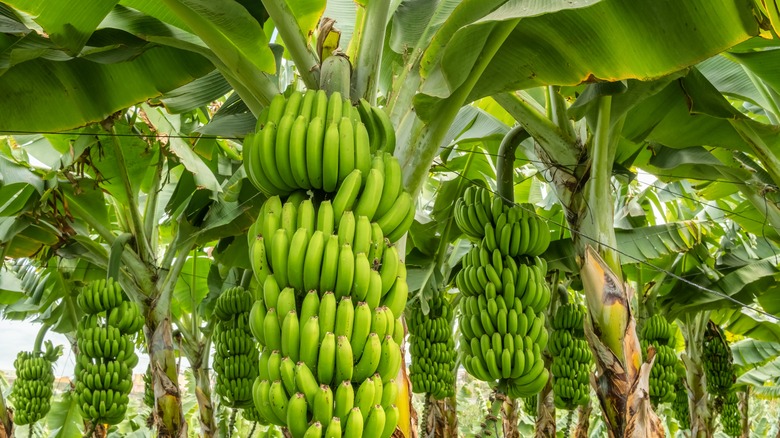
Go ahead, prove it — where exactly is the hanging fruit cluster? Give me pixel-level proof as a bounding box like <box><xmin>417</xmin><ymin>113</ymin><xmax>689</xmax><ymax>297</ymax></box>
<box><xmin>408</xmin><ymin>294</ymin><xmax>456</xmax><ymax>399</ymax></box>
<box><xmin>522</xmin><ymin>395</ymin><xmax>537</xmax><ymax>417</ymax></box>
<box><xmin>74</xmin><ymin>279</ymin><xmax>141</xmax><ymax>425</ymax></box>
<box><xmin>702</xmin><ymin>322</ymin><xmax>736</xmax><ymax>400</ymax></box>
<box><xmin>640</xmin><ymin>315</ymin><xmax>678</xmax><ymax>404</ymax></box>
<box><xmin>454</xmin><ymin>186</ymin><xmax>552</xmax><ymax>399</ymax></box>
<box><xmin>245</xmin><ymin>90</ymin><xmax>412</xmax><ymax>438</ymax></box>
<box><xmin>670</xmin><ymin>363</ymin><xmax>690</xmax><ymax>430</ymax></box>
<box><xmin>720</xmin><ymin>390</ymin><xmax>741</xmax><ymax>437</ymax></box>
<box><xmin>213</xmin><ymin>286</ymin><xmax>261</xmax><ymax>418</ymax></box>
<box><xmin>549</xmin><ymin>303</ymin><xmax>592</xmax><ymax>409</ymax></box>
<box><xmin>11</xmin><ymin>341</ymin><xmax>62</xmax><ymax>425</ymax></box>
<box><xmin>143</xmin><ymin>366</ymin><xmax>154</xmax><ymax>410</ymax></box>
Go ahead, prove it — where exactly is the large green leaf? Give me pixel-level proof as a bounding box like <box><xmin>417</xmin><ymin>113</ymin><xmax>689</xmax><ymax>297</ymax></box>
<box><xmin>159</xmin><ymin>0</ymin><xmax>275</xmax><ymax>74</ymax></box>
<box><xmin>671</xmin><ymin>256</ymin><xmax>780</xmax><ymax>313</ymax></box>
<box><xmin>731</xmin><ymin>338</ymin><xmax>780</xmax><ymax>368</ymax></box>
<box><xmin>156</xmin><ymin>69</ymin><xmax>232</xmax><ymax>114</ymax></box>
<box><xmin>737</xmin><ymin>354</ymin><xmax>780</xmax><ymax>389</ymax></box>
<box><xmin>544</xmin><ymin>221</ymin><xmax>701</xmax><ymax>272</ymax></box>
<box><xmin>143</xmin><ymin>105</ymin><xmax>222</xmax><ymax>194</ymax></box>
<box><xmin>155</xmin><ymin>0</ymin><xmax>278</xmax><ymax>110</ymax></box>
<box><xmin>698</xmin><ymin>54</ymin><xmax>771</xmax><ymax>111</ymax></box>
<box><xmin>287</xmin><ymin>0</ymin><xmax>327</xmax><ymax>40</ymax></box>
<box><xmin>711</xmin><ymin>308</ymin><xmax>780</xmax><ymax>344</ymax></box>
<box><xmin>416</xmin><ymin>0</ymin><xmax>758</xmax><ymax>121</ymax></box>
<box><xmin>172</xmin><ymin>253</ymin><xmax>210</xmax><ymax>317</ymax></box>
<box><xmin>0</xmin><ymin>41</ymin><xmax>214</xmax><ymax>131</ymax></box>
<box><xmin>47</xmin><ymin>391</ymin><xmax>83</xmax><ymax>438</ymax></box>
<box><xmin>5</xmin><ymin>0</ymin><xmax>119</xmax><ymax>54</ymax></box>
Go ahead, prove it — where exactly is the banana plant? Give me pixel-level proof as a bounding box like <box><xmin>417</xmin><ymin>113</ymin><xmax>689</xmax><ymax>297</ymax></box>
<box><xmin>0</xmin><ymin>107</ymin><xmax>259</xmax><ymax>437</ymax></box>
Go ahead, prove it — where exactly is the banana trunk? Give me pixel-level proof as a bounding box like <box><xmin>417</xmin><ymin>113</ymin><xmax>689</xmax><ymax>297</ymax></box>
<box><xmin>421</xmin><ymin>395</ymin><xmax>458</xmax><ymax>438</ymax></box>
<box><xmin>502</xmin><ymin>398</ymin><xmax>520</xmax><ymax>438</ymax></box>
<box><xmin>580</xmin><ymin>247</ymin><xmax>664</xmax><ymax>438</ymax></box>
<box><xmin>193</xmin><ymin>366</ymin><xmax>216</xmax><ymax>438</ymax></box>
<box><xmin>534</xmin><ymin>369</ymin><xmax>555</xmax><ymax>438</ymax></box>
<box><xmin>681</xmin><ymin>314</ymin><xmax>714</xmax><ymax>438</ymax></box>
<box><xmin>0</xmin><ymin>391</ymin><xmax>11</xmax><ymax>438</ymax></box>
<box><xmin>145</xmin><ymin>318</ymin><xmax>188</xmax><ymax>438</ymax></box>
<box><xmin>574</xmin><ymin>401</ymin><xmax>592</xmax><ymax>438</ymax></box>
<box><xmin>739</xmin><ymin>388</ymin><xmax>749</xmax><ymax>438</ymax></box>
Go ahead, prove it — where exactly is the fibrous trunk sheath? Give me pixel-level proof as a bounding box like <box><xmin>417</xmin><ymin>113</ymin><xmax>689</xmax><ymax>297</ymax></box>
<box><xmin>146</xmin><ymin>318</ymin><xmax>187</xmax><ymax>437</ymax></box>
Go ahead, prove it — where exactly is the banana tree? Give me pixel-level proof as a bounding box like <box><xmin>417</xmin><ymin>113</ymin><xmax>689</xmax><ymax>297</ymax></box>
<box><xmin>0</xmin><ymin>105</ymin><xmax>259</xmax><ymax>437</ymax></box>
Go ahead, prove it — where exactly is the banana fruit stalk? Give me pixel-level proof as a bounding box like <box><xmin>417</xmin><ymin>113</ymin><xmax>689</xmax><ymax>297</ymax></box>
<box><xmin>246</xmin><ymin>91</ymin><xmax>411</xmax><ymax>438</ymax></box>
<box><xmin>73</xmin><ymin>279</ymin><xmax>142</xmax><ymax>425</ymax></box>
<box><xmin>455</xmin><ymin>187</ymin><xmax>552</xmax><ymax>399</ymax></box>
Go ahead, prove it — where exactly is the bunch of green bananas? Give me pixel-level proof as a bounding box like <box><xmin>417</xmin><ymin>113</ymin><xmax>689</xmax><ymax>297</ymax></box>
<box><xmin>255</xmin><ymin>426</ymin><xmax>284</xmax><ymax>437</ymax></box>
<box><xmin>408</xmin><ymin>295</ymin><xmax>456</xmax><ymax>399</ymax></box>
<box><xmin>702</xmin><ymin>323</ymin><xmax>735</xmax><ymax>398</ymax></box>
<box><xmin>245</xmin><ymin>91</ymin><xmax>412</xmax><ymax>438</ymax></box>
<box><xmin>249</xmin><ymin>286</ymin><xmax>404</xmax><ymax>437</ymax></box>
<box><xmin>456</xmin><ymin>189</ymin><xmax>552</xmax><ymax>399</ymax></box>
<box><xmin>454</xmin><ymin>187</ymin><xmax>550</xmax><ymax>257</ymax></box>
<box><xmin>74</xmin><ymin>279</ymin><xmax>141</xmax><ymax>425</ymax></box>
<box><xmin>250</xmin><ymin>198</ymin><xmax>408</xmax><ymax>311</ymax></box>
<box><xmin>456</xmin><ymin>241</ymin><xmax>550</xmax><ymax>313</ymax></box>
<box><xmin>213</xmin><ymin>286</ymin><xmax>260</xmax><ymax>410</ymax></box>
<box><xmin>671</xmin><ymin>363</ymin><xmax>690</xmax><ymax>430</ymax></box>
<box><xmin>143</xmin><ymin>366</ymin><xmax>154</xmax><ymax>409</ymax></box>
<box><xmin>719</xmin><ymin>390</ymin><xmax>741</xmax><ymax>437</ymax></box>
<box><xmin>11</xmin><ymin>341</ymin><xmax>62</xmax><ymax>425</ymax></box>
<box><xmin>522</xmin><ymin>395</ymin><xmax>537</xmax><ymax>417</ymax></box>
<box><xmin>244</xmin><ymin>90</ymin><xmax>398</xmax><ymax>199</ymax></box>
<box><xmin>549</xmin><ymin>303</ymin><xmax>592</xmax><ymax>409</ymax></box>
<box><xmin>640</xmin><ymin>315</ymin><xmax>678</xmax><ymax>404</ymax></box>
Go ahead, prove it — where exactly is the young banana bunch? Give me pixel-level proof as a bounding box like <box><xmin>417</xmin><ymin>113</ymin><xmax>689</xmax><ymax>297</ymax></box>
<box><xmin>640</xmin><ymin>314</ymin><xmax>679</xmax><ymax>404</ymax></box>
<box><xmin>11</xmin><ymin>341</ymin><xmax>62</xmax><ymax>425</ymax></box>
<box><xmin>74</xmin><ymin>279</ymin><xmax>141</xmax><ymax>425</ymax></box>
<box><xmin>408</xmin><ymin>294</ymin><xmax>456</xmax><ymax>399</ymax></box>
<box><xmin>549</xmin><ymin>303</ymin><xmax>593</xmax><ymax>410</ymax></box>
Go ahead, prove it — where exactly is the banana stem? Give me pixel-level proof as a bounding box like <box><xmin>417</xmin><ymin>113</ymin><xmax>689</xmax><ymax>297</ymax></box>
<box><xmin>493</xmin><ymin>92</ymin><xmax>581</xmax><ymax>170</ymax></box>
<box><xmin>582</xmin><ymin>95</ymin><xmax>620</xmax><ymax>275</ymax></box>
<box><xmin>227</xmin><ymin>409</ymin><xmax>237</xmax><ymax>438</ymax></box>
<box><xmin>143</xmin><ymin>148</ymin><xmax>164</xmax><ymax>253</ymax></box>
<box><xmin>547</xmin><ymin>86</ymin><xmax>577</xmax><ymax>143</ymax></box>
<box><xmin>496</xmin><ymin>125</ymin><xmax>530</xmax><ymax>206</ymax></box>
<box><xmin>400</xmin><ymin>19</ymin><xmax>520</xmax><ymax>197</ymax></box>
<box><xmin>259</xmin><ymin>0</ymin><xmax>320</xmax><ymax>90</ymax></box>
<box><xmin>352</xmin><ymin>0</ymin><xmax>390</xmax><ymax>104</ymax></box>
<box><xmin>240</xmin><ymin>269</ymin><xmax>253</xmax><ymax>289</ymax></box>
<box><xmin>564</xmin><ymin>410</ymin><xmax>575</xmax><ymax>438</ymax></box>
<box><xmin>109</xmin><ymin>125</ymin><xmax>153</xmax><ymax>265</ymax></box>
<box><xmin>83</xmin><ymin>421</ymin><xmax>97</xmax><ymax>438</ymax></box>
<box><xmin>33</xmin><ymin>323</ymin><xmax>51</xmax><ymax>354</ymax></box>
<box><xmin>248</xmin><ymin>422</ymin><xmax>257</xmax><ymax>438</ymax></box>
<box><xmin>62</xmin><ymin>178</ymin><xmax>153</xmax><ymax>299</ymax></box>
<box><xmin>480</xmin><ymin>388</ymin><xmax>504</xmax><ymax>437</ymax></box>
